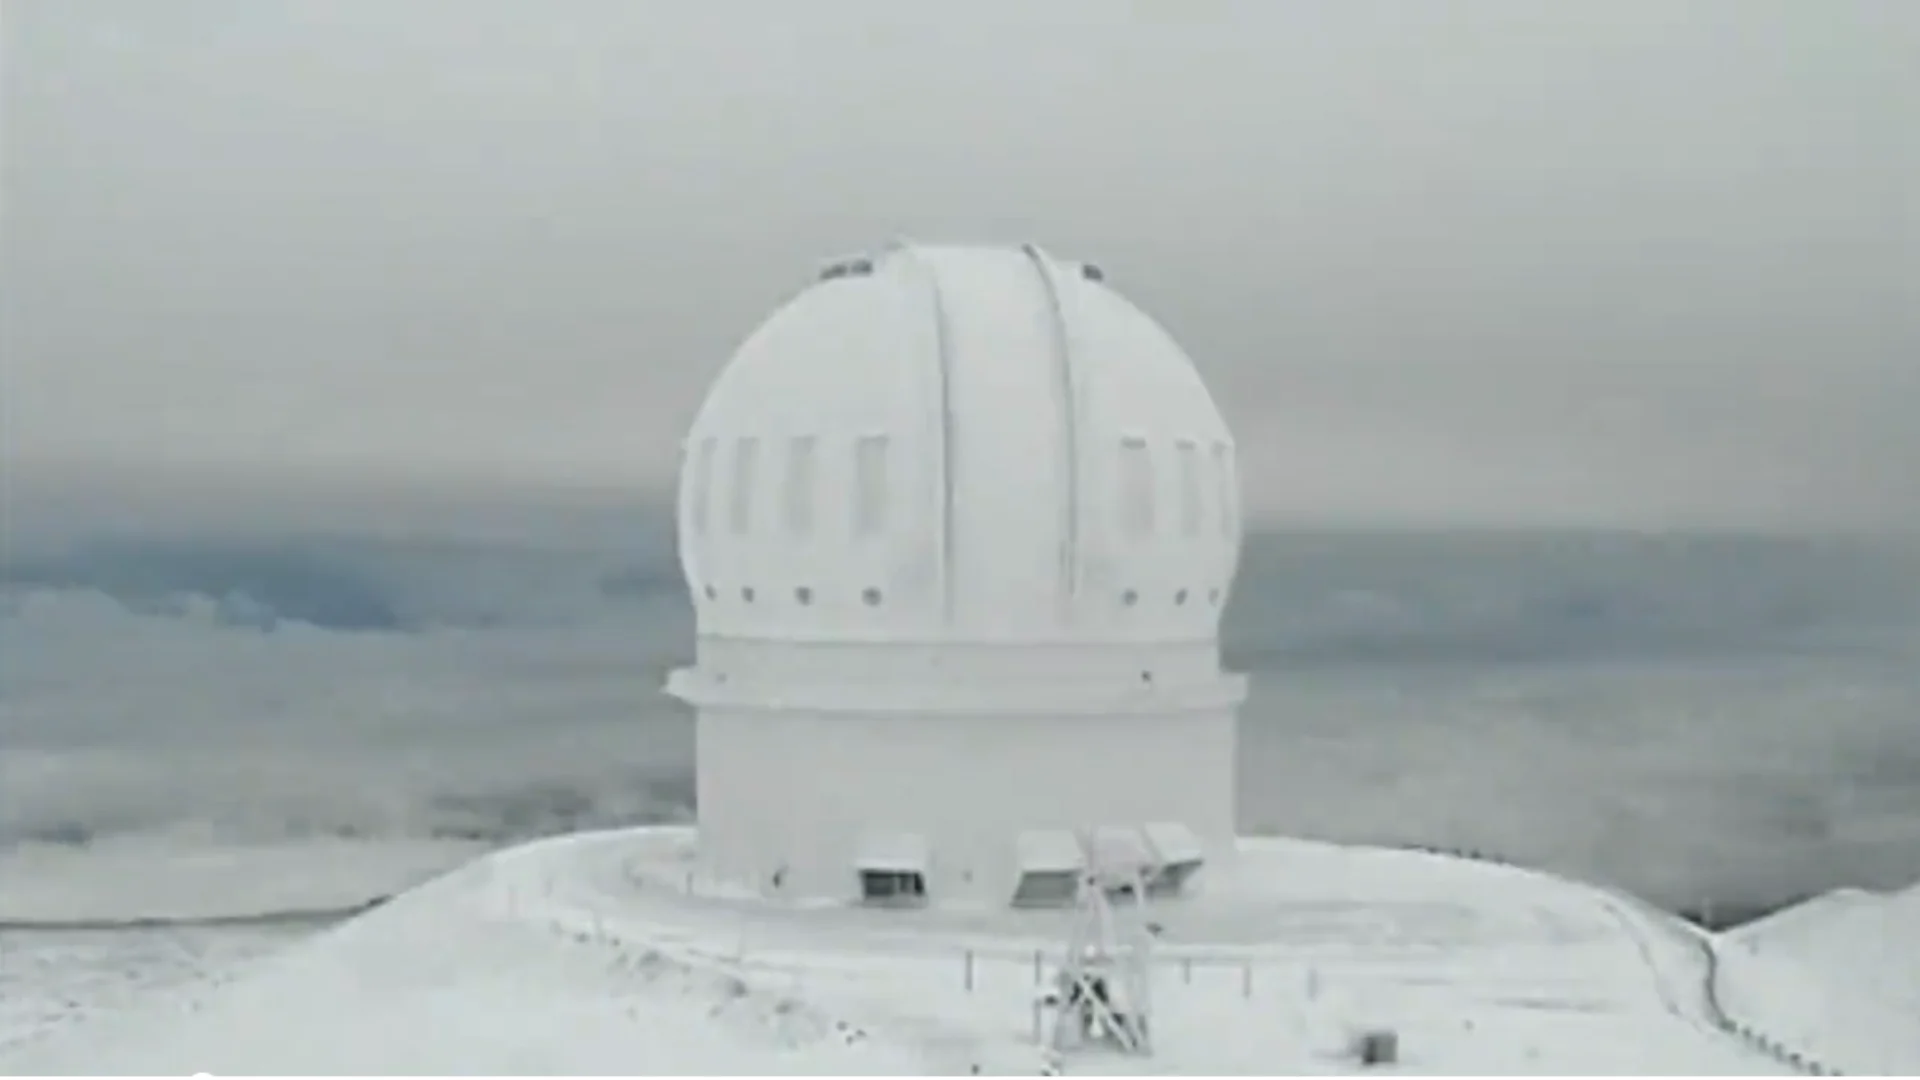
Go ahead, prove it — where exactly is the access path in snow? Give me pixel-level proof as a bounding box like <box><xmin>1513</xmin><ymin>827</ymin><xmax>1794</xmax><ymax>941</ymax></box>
<box><xmin>520</xmin><ymin>827</ymin><xmax>1790</xmax><ymax>1075</ymax></box>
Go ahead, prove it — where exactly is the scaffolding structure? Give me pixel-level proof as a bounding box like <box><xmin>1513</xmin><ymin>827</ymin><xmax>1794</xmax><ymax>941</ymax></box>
<box><xmin>1039</xmin><ymin>836</ymin><xmax>1159</xmax><ymax>1058</ymax></box>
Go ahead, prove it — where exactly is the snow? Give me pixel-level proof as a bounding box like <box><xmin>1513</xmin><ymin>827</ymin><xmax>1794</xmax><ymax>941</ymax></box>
<box><xmin>0</xmin><ymin>828</ymin><xmax>1807</xmax><ymax>1075</ymax></box>
<box><xmin>855</xmin><ymin>830</ymin><xmax>932</xmax><ymax>874</ymax></box>
<box><xmin>1016</xmin><ymin>829</ymin><xmax>1085</xmax><ymax>873</ymax></box>
<box><xmin>1724</xmin><ymin>887</ymin><xmax>1878</xmax><ymax>954</ymax></box>
<box><xmin>0</xmin><ymin>924</ymin><xmax>305</xmax><ymax>1061</ymax></box>
<box><xmin>0</xmin><ymin>837</ymin><xmax>478</xmax><ymax>924</ymax></box>
<box><xmin>1713</xmin><ymin>881</ymin><xmax>1920</xmax><ymax>1075</ymax></box>
<box><xmin>1142</xmin><ymin>821</ymin><xmax>1204</xmax><ymax>867</ymax></box>
<box><xmin>0</xmin><ymin>848</ymin><xmax>921</xmax><ymax>1076</ymax></box>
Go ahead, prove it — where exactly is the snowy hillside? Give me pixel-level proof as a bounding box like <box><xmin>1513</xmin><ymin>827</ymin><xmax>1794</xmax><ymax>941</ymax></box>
<box><xmin>0</xmin><ymin>828</ymin><xmax>1811</xmax><ymax>1075</ymax></box>
<box><xmin>1715</xmin><ymin>881</ymin><xmax>1920</xmax><ymax>1075</ymax></box>
<box><xmin>0</xmin><ymin>844</ymin><xmax>924</xmax><ymax>1075</ymax></box>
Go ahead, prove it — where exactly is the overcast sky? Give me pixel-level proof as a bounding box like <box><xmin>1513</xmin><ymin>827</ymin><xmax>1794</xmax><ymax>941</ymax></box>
<box><xmin>5</xmin><ymin>0</ymin><xmax>1916</xmax><ymax>530</ymax></box>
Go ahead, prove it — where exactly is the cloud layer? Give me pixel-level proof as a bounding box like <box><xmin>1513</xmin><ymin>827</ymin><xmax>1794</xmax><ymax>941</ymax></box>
<box><xmin>4</xmin><ymin>513</ymin><xmax>1917</xmax><ymax>917</ymax></box>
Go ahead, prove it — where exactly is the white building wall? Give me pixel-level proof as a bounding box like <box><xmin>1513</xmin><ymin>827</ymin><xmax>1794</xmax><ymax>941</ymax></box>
<box><xmin>691</xmin><ymin>637</ymin><xmax>1228</xmax><ymax>689</ymax></box>
<box><xmin>694</xmin><ymin>703</ymin><xmax>1238</xmax><ymax>906</ymax></box>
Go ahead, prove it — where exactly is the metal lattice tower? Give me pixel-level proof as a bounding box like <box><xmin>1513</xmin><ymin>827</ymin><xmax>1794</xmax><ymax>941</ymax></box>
<box><xmin>1042</xmin><ymin>837</ymin><xmax>1158</xmax><ymax>1057</ymax></box>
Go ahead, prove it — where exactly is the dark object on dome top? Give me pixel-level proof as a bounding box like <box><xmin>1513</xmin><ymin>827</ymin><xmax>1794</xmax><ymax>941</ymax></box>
<box><xmin>819</xmin><ymin>256</ymin><xmax>876</xmax><ymax>281</ymax></box>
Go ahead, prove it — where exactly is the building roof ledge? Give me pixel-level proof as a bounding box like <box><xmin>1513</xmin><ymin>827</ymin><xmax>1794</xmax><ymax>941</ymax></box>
<box><xmin>663</xmin><ymin>668</ymin><xmax>1249</xmax><ymax>715</ymax></box>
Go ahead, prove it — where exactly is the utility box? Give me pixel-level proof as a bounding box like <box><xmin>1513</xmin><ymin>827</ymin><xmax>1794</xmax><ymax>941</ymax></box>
<box><xmin>1356</xmin><ymin>1029</ymin><xmax>1399</xmax><ymax>1067</ymax></box>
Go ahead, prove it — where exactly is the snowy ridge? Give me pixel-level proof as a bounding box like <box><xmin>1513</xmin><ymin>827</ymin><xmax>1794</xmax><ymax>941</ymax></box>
<box><xmin>1711</xmin><ymin>882</ymin><xmax>1920</xmax><ymax>1076</ymax></box>
<box><xmin>1</xmin><ymin>826</ymin><xmax>1820</xmax><ymax>1075</ymax></box>
<box><xmin>0</xmin><ymin>834</ymin><xmax>484</xmax><ymax>924</ymax></box>
<box><xmin>1383</xmin><ymin>843</ymin><xmax>1916</xmax><ymax>1080</ymax></box>
<box><xmin>0</xmin><ymin>844</ymin><xmax>926</xmax><ymax>1075</ymax></box>
<box><xmin>0</xmin><ymin>898</ymin><xmax>387</xmax><ymax>932</ymax></box>
<box><xmin>1729</xmin><ymin>889</ymin><xmax>1877</xmax><ymax>949</ymax></box>
<box><xmin>1599</xmin><ymin>886</ymin><xmax>1837</xmax><ymax>1076</ymax></box>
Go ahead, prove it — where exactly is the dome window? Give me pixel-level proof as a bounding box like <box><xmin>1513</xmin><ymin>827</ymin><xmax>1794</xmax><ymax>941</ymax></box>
<box><xmin>1175</xmin><ymin>439</ymin><xmax>1203</xmax><ymax>537</ymax></box>
<box><xmin>740</xmin><ymin>586</ymin><xmax>757</xmax><ymax>603</ymax></box>
<box><xmin>783</xmin><ymin>436</ymin><xmax>819</xmax><ymax>535</ymax></box>
<box><xmin>703</xmin><ymin>584</ymin><xmax>718</xmax><ymax>600</ymax></box>
<box><xmin>1081</xmin><ymin>262</ymin><xmax>1106</xmax><ymax>283</ymax></box>
<box><xmin>728</xmin><ymin>437</ymin><xmax>761</xmax><ymax>535</ymax></box>
<box><xmin>1174</xmin><ymin>588</ymin><xmax>1189</xmax><ymax>606</ymax></box>
<box><xmin>688</xmin><ymin>437</ymin><xmax>718</xmax><ymax>535</ymax></box>
<box><xmin>795</xmin><ymin>586</ymin><xmax>814</xmax><ymax>605</ymax></box>
<box><xmin>853</xmin><ymin>434</ymin><xmax>891</xmax><ymax>537</ymax></box>
<box><xmin>1211</xmin><ymin>442</ymin><xmax>1236</xmax><ymax>537</ymax></box>
<box><xmin>1121</xmin><ymin>589</ymin><xmax>1139</xmax><ymax>606</ymax></box>
<box><xmin>861</xmin><ymin>586</ymin><xmax>884</xmax><ymax>606</ymax></box>
<box><xmin>1118</xmin><ymin>435</ymin><xmax>1155</xmax><ymax>537</ymax></box>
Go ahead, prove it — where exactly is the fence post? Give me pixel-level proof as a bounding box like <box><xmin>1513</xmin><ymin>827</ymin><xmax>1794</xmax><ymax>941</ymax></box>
<box><xmin>1032</xmin><ymin>949</ymin><xmax>1043</xmax><ymax>986</ymax></box>
<box><xmin>1182</xmin><ymin>957</ymin><xmax>1192</xmax><ymax>984</ymax></box>
<box><xmin>1241</xmin><ymin>961</ymin><xmax>1252</xmax><ymax>998</ymax></box>
<box><xmin>965</xmin><ymin>949</ymin><xmax>975</xmax><ymax>992</ymax></box>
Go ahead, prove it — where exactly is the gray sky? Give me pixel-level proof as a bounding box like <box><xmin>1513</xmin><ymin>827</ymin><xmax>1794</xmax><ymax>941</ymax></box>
<box><xmin>5</xmin><ymin>0</ymin><xmax>1916</xmax><ymax>530</ymax></box>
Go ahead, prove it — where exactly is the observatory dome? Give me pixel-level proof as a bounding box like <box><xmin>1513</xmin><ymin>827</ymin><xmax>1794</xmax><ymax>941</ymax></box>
<box><xmin>669</xmin><ymin>243</ymin><xmax>1247</xmax><ymax>905</ymax></box>
<box><xmin>675</xmin><ymin>242</ymin><xmax>1241</xmax><ymax>646</ymax></box>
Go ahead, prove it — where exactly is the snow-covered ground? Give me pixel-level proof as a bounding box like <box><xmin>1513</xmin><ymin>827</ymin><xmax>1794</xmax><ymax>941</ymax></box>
<box><xmin>0</xmin><ymin>828</ymin><xmax>1807</xmax><ymax>1075</ymax></box>
<box><xmin>1713</xmin><ymin>880</ymin><xmax>1920</xmax><ymax>1075</ymax></box>
<box><xmin>0</xmin><ymin>922</ymin><xmax>309</xmax><ymax>1062</ymax></box>
<box><xmin>0</xmin><ymin>836</ymin><xmax>479</xmax><ymax>925</ymax></box>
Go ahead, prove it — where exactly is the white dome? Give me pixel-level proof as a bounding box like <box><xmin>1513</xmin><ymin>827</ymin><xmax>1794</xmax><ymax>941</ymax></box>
<box><xmin>668</xmin><ymin>243</ymin><xmax>1248</xmax><ymax>906</ymax></box>
<box><xmin>675</xmin><ymin>242</ymin><xmax>1241</xmax><ymax>645</ymax></box>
